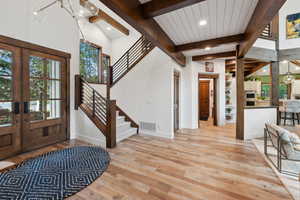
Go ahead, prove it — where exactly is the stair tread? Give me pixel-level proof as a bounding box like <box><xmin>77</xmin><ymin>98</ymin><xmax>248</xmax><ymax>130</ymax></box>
<box><xmin>117</xmin><ymin>121</ymin><xmax>131</xmax><ymax>127</ymax></box>
<box><xmin>118</xmin><ymin>127</ymin><xmax>137</xmax><ymax>134</ymax></box>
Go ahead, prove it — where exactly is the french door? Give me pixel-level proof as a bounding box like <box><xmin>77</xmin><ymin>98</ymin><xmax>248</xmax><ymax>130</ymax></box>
<box><xmin>22</xmin><ymin>50</ymin><xmax>67</xmax><ymax>152</ymax></box>
<box><xmin>0</xmin><ymin>44</ymin><xmax>68</xmax><ymax>159</ymax></box>
<box><xmin>0</xmin><ymin>43</ymin><xmax>22</xmax><ymax>159</ymax></box>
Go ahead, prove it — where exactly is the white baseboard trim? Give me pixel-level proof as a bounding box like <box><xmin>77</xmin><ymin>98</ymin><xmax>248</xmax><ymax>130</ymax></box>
<box><xmin>140</xmin><ymin>130</ymin><xmax>174</xmax><ymax>139</ymax></box>
<box><xmin>76</xmin><ymin>134</ymin><xmax>106</xmax><ymax>147</ymax></box>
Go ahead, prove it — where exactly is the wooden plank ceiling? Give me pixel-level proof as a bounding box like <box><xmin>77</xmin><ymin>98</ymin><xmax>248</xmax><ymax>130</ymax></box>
<box><xmin>139</xmin><ymin>0</ymin><xmax>258</xmax><ymax>57</ymax></box>
<box><xmin>225</xmin><ymin>58</ymin><xmax>270</xmax><ymax>77</ymax></box>
<box><xmin>98</xmin><ymin>0</ymin><xmax>286</xmax><ymax>66</ymax></box>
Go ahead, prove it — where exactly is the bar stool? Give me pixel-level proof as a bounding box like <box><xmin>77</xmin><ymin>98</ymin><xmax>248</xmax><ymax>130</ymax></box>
<box><xmin>279</xmin><ymin>100</ymin><xmax>300</xmax><ymax>126</ymax></box>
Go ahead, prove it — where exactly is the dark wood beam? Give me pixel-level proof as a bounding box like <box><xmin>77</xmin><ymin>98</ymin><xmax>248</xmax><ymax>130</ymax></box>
<box><xmin>244</xmin><ymin>62</ymin><xmax>270</xmax><ymax>76</ymax></box>
<box><xmin>175</xmin><ymin>34</ymin><xmax>245</xmax><ymax>52</ymax></box>
<box><xmin>192</xmin><ymin>51</ymin><xmax>236</xmax><ymax>61</ymax></box>
<box><xmin>239</xmin><ymin>0</ymin><xmax>286</xmax><ymax>57</ymax></box>
<box><xmin>291</xmin><ymin>60</ymin><xmax>300</xmax><ymax>67</ymax></box>
<box><xmin>89</xmin><ymin>10</ymin><xmax>130</xmax><ymax>36</ymax></box>
<box><xmin>98</xmin><ymin>0</ymin><xmax>186</xmax><ymax>66</ymax></box>
<box><xmin>80</xmin><ymin>0</ymin><xmax>129</xmax><ymax>35</ymax></box>
<box><xmin>141</xmin><ymin>0</ymin><xmax>205</xmax><ymax>18</ymax></box>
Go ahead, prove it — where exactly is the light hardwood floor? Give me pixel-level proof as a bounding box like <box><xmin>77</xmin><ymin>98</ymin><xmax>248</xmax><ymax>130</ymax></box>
<box><xmin>4</xmin><ymin>125</ymin><xmax>293</xmax><ymax>200</ymax></box>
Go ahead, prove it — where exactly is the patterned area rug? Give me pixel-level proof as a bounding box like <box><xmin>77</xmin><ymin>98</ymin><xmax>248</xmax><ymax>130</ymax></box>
<box><xmin>0</xmin><ymin>146</ymin><xmax>110</xmax><ymax>200</ymax></box>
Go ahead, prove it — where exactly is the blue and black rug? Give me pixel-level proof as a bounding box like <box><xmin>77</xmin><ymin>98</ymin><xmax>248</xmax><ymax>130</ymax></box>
<box><xmin>0</xmin><ymin>146</ymin><xmax>110</xmax><ymax>200</ymax></box>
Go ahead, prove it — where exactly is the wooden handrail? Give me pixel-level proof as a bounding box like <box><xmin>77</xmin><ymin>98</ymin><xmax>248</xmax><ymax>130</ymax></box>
<box><xmin>116</xmin><ymin>105</ymin><xmax>139</xmax><ymax>132</ymax></box>
<box><xmin>75</xmin><ymin>74</ymin><xmax>117</xmax><ymax>148</ymax></box>
<box><xmin>110</xmin><ymin>36</ymin><xmax>154</xmax><ymax>87</ymax></box>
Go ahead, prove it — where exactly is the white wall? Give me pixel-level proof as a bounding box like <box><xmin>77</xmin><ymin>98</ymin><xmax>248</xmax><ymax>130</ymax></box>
<box><xmin>279</xmin><ymin>0</ymin><xmax>300</xmax><ymax>50</ymax></box>
<box><xmin>244</xmin><ymin>108</ymin><xmax>277</xmax><ymax>140</ymax></box>
<box><xmin>181</xmin><ymin>58</ymin><xmax>226</xmax><ymax>129</ymax></box>
<box><xmin>253</xmin><ymin>38</ymin><xmax>276</xmax><ymax>50</ymax></box>
<box><xmin>252</xmin><ymin>0</ymin><xmax>300</xmax><ymax>51</ymax></box>
<box><xmin>111</xmin><ymin>48</ymin><xmax>182</xmax><ymax>139</ymax></box>
<box><xmin>0</xmin><ymin>0</ymin><xmax>113</xmax><ymax>145</ymax></box>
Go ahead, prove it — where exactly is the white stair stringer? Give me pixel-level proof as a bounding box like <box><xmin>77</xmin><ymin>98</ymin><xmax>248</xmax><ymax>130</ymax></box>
<box><xmin>116</xmin><ymin>112</ymin><xmax>138</xmax><ymax>143</ymax></box>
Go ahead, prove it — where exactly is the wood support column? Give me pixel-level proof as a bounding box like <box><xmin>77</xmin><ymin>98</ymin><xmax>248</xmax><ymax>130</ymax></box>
<box><xmin>271</xmin><ymin>36</ymin><xmax>280</xmax><ymax>124</ymax></box>
<box><xmin>236</xmin><ymin>47</ymin><xmax>245</xmax><ymax>140</ymax></box>
<box><xmin>271</xmin><ymin>61</ymin><xmax>279</xmax><ymax>106</ymax></box>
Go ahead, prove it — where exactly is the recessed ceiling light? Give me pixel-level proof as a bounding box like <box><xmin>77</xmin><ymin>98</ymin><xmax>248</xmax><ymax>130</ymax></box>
<box><xmin>199</xmin><ymin>20</ymin><xmax>207</xmax><ymax>26</ymax></box>
<box><xmin>78</xmin><ymin>10</ymin><xmax>84</xmax><ymax>17</ymax></box>
<box><xmin>106</xmin><ymin>27</ymin><xmax>112</xmax><ymax>31</ymax></box>
<box><xmin>282</xmin><ymin>60</ymin><xmax>288</xmax><ymax>64</ymax></box>
<box><xmin>205</xmin><ymin>47</ymin><xmax>211</xmax><ymax>51</ymax></box>
<box><xmin>33</xmin><ymin>11</ymin><xmax>38</xmax><ymax>16</ymax></box>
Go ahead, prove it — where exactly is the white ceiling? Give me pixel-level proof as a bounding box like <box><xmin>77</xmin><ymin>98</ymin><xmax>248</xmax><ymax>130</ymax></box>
<box><xmin>139</xmin><ymin>0</ymin><xmax>259</xmax><ymax>56</ymax></box>
<box><xmin>80</xmin><ymin>0</ymin><xmax>130</xmax><ymax>40</ymax></box>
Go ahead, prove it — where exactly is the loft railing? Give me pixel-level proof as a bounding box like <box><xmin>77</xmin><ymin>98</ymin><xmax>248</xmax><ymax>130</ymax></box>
<box><xmin>75</xmin><ymin>75</ymin><xmax>116</xmax><ymax>148</ymax></box>
<box><xmin>259</xmin><ymin>16</ymin><xmax>279</xmax><ymax>41</ymax></box>
<box><xmin>260</xmin><ymin>24</ymin><xmax>272</xmax><ymax>39</ymax></box>
<box><xmin>109</xmin><ymin>35</ymin><xmax>154</xmax><ymax>87</ymax></box>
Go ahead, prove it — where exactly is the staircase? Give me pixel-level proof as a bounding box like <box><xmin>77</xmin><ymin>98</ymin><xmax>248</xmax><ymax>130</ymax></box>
<box><xmin>109</xmin><ymin>35</ymin><xmax>154</xmax><ymax>87</ymax></box>
<box><xmin>75</xmin><ymin>35</ymin><xmax>153</xmax><ymax>148</ymax></box>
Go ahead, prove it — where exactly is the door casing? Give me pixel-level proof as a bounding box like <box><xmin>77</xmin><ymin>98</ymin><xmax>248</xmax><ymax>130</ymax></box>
<box><xmin>198</xmin><ymin>73</ymin><xmax>219</xmax><ymax>127</ymax></box>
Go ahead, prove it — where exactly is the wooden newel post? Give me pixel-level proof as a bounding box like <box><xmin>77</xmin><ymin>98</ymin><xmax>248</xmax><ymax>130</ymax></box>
<box><xmin>75</xmin><ymin>75</ymin><xmax>82</xmax><ymax>110</ymax></box>
<box><xmin>106</xmin><ymin>100</ymin><xmax>116</xmax><ymax>148</ymax></box>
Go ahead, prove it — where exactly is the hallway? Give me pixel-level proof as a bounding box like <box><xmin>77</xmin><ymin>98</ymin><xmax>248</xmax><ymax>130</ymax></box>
<box><xmin>3</xmin><ymin>126</ymin><xmax>292</xmax><ymax>200</ymax></box>
<box><xmin>199</xmin><ymin>118</ymin><xmax>236</xmax><ymax>138</ymax></box>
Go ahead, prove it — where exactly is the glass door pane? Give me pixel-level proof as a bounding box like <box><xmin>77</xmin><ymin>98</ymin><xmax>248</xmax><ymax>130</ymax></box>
<box><xmin>0</xmin><ymin>49</ymin><xmax>13</xmax><ymax>127</ymax></box>
<box><xmin>0</xmin><ymin>43</ymin><xmax>21</xmax><ymax>160</ymax></box>
<box><xmin>29</xmin><ymin>56</ymin><xmax>61</xmax><ymax>122</ymax></box>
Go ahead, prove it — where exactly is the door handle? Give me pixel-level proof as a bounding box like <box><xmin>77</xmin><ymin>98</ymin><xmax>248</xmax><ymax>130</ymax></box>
<box><xmin>13</xmin><ymin>102</ymin><xmax>20</xmax><ymax>114</ymax></box>
<box><xmin>24</xmin><ymin>102</ymin><xmax>29</xmax><ymax>114</ymax></box>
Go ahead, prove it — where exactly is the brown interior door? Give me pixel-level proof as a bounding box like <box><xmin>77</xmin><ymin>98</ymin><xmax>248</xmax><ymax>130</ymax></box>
<box><xmin>22</xmin><ymin>50</ymin><xmax>67</xmax><ymax>152</ymax></box>
<box><xmin>174</xmin><ymin>72</ymin><xmax>180</xmax><ymax>131</ymax></box>
<box><xmin>0</xmin><ymin>43</ymin><xmax>22</xmax><ymax>159</ymax></box>
<box><xmin>199</xmin><ymin>80</ymin><xmax>210</xmax><ymax>121</ymax></box>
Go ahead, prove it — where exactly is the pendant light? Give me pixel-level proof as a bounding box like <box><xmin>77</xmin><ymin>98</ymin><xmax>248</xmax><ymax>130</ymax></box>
<box><xmin>283</xmin><ymin>61</ymin><xmax>295</xmax><ymax>84</ymax></box>
<box><xmin>32</xmin><ymin>0</ymin><xmax>92</xmax><ymax>41</ymax></box>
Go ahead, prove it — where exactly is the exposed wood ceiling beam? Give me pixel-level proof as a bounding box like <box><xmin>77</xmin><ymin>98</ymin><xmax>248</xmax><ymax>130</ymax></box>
<box><xmin>244</xmin><ymin>62</ymin><xmax>270</xmax><ymax>76</ymax></box>
<box><xmin>89</xmin><ymin>10</ymin><xmax>130</xmax><ymax>36</ymax></box>
<box><xmin>238</xmin><ymin>0</ymin><xmax>287</xmax><ymax>57</ymax></box>
<box><xmin>175</xmin><ymin>34</ymin><xmax>245</xmax><ymax>52</ymax></box>
<box><xmin>98</xmin><ymin>0</ymin><xmax>186</xmax><ymax>66</ymax></box>
<box><xmin>80</xmin><ymin>0</ymin><xmax>130</xmax><ymax>36</ymax></box>
<box><xmin>226</xmin><ymin>58</ymin><xmax>263</xmax><ymax>66</ymax></box>
<box><xmin>192</xmin><ymin>51</ymin><xmax>236</xmax><ymax>61</ymax></box>
<box><xmin>291</xmin><ymin>60</ymin><xmax>300</xmax><ymax>67</ymax></box>
<box><xmin>141</xmin><ymin>0</ymin><xmax>206</xmax><ymax>19</ymax></box>
<box><xmin>226</xmin><ymin>62</ymin><xmax>270</xmax><ymax>77</ymax></box>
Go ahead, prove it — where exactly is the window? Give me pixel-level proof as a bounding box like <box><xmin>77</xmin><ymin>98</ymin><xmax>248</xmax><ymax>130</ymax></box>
<box><xmin>261</xmin><ymin>84</ymin><xmax>271</xmax><ymax>100</ymax></box>
<box><xmin>279</xmin><ymin>84</ymin><xmax>288</xmax><ymax>99</ymax></box>
<box><xmin>102</xmin><ymin>54</ymin><xmax>110</xmax><ymax>84</ymax></box>
<box><xmin>80</xmin><ymin>41</ymin><xmax>103</xmax><ymax>83</ymax></box>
